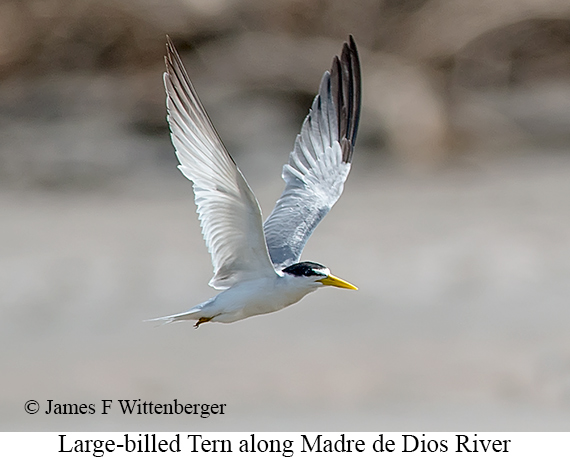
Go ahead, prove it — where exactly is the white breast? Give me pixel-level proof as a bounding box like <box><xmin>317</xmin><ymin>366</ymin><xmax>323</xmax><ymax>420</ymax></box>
<box><xmin>207</xmin><ymin>274</ymin><xmax>321</xmax><ymax>323</ymax></box>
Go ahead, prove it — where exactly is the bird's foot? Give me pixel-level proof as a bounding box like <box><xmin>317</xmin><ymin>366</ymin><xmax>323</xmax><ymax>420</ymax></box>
<box><xmin>194</xmin><ymin>317</ymin><xmax>213</xmax><ymax>329</ymax></box>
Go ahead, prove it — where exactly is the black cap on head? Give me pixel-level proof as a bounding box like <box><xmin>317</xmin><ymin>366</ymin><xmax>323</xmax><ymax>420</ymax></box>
<box><xmin>282</xmin><ymin>261</ymin><xmax>328</xmax><ymax>277</ymax></box>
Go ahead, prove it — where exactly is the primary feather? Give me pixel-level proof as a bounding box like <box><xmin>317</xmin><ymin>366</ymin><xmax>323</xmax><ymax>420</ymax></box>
<box><xmin>263</xmin><ymin>36</ymin><xmax>361</xmax><ymax>269</ymax></box>
<box><xmin>164</xmin><ymin>37</ymin><xmax>276</xmax><ymax>289</ymax></box>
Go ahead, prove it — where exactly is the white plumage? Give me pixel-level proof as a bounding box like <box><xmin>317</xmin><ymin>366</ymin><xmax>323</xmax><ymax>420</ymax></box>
<box><xmin>151</xmin><ymin>36</ymin><xmax>361</xmax><ymax>327</ymax></box>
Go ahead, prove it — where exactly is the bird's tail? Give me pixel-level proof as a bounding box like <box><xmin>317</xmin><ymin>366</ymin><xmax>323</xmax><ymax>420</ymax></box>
<box><xmin>145</xmin><ymin>298</ymin><xmax>213</xmax><ymax>325</ymax></box>
<box><xmin>145</xmin><ymin>308</ymin><xmax>202</xmax><ymax>326</ymax></box>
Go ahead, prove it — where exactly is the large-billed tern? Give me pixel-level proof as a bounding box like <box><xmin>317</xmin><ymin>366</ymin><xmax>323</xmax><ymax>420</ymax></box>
<box><xmin>153</xmin><ymin>36</ymin><xmax>361</xmax><ymax>327</ymax></box>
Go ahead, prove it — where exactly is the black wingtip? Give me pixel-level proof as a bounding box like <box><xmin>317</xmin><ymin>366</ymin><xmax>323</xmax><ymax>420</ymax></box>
<box><xmin>348</xmin><ymin>35</ymin><xmax>357</xmax><ymax>53</ymax></box>
<box><xmin>331</xmin><ymin>35</ymin><xmax>361</xmax><ymax>163</ymax></box>
<box><xmin>348</xmin><ymin>35</ymin><xmax>361</xmax><ymax>150</ymax></box>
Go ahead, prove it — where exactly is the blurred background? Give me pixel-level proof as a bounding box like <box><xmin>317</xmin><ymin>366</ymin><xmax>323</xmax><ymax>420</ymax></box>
<box><xmin>2</xmin><ymin>0</ymin><xmax>570</xmax><ymax>431</ymax></box>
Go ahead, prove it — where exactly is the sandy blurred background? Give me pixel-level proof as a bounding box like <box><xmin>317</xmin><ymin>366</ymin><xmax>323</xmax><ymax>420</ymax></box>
<box><xmin>2</xmin><ymin>0</ymin><xmax>570</xmax><ymax>431</ymax></box>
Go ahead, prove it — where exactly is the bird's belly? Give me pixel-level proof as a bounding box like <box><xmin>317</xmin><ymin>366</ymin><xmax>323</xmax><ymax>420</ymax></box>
<box><xmin>211</xmin><ymin>278</ymin><xmax>313</xmax><ymax>323</ymax></box>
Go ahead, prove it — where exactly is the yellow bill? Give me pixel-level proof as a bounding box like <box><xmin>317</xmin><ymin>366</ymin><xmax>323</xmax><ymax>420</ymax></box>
<box><xmin>318</xmin><ymin>274</ymin><xmax>358</xmax><ymax>290</ymax></box>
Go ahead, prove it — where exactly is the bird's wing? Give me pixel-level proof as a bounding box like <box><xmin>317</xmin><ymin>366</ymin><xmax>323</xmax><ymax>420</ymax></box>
<box><xmin>164</xmin><ymin>37</ymin><xmax>276</xmax><ymax>289</ymax></box>
<box><xmin>263</xmin><ymin>36</ymin><xmax>361</xmax><ymax>269</ymax></box>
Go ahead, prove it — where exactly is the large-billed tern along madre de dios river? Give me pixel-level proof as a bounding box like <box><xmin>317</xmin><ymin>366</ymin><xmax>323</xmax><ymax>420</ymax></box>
<box><xmin>151</xmin><ymin>36</ymin><xmax>361</xmax><ymax>327</ymax></box>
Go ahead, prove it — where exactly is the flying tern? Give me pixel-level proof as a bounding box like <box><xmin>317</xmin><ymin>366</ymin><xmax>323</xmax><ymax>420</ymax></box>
<box><xmin>153</xmin><ymin>35</ymin><xmax>361</xmax><ymax>327</ymax></box>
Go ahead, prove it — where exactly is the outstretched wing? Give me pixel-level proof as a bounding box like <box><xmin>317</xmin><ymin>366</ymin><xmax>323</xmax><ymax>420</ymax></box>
<box><xmin>263</xmin><ymin>36</ymin><xmax>361</xmax><ymax>269</ymax></box>
<box><xmin>164</xmin><ymin>37</ymin><xmax>276</xmax><ymax>289</ymax></box>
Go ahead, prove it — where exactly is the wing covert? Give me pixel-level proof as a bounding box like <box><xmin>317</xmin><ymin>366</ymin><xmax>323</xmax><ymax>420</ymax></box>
<box><xmin>164</xmin><ymin>37</ymin><xmax>275</xmax><ymax>289</ymax></box>
<box><xmin>263</xmin><ymin>36</ymin><xmax>361</xmax><ymax>269</ymax></box>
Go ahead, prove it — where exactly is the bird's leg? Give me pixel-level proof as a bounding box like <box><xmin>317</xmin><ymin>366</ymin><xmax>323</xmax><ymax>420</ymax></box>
<box><xmin>194</xmin><ymin>317</ymin><xmax>213</xmax><ymax>329</ymax></box>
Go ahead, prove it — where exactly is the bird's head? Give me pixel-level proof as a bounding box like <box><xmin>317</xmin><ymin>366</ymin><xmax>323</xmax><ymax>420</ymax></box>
<box><xmin>282</xmin><ymin>261</ymin><xmax>358</xmax><ymax>290</ymax></box>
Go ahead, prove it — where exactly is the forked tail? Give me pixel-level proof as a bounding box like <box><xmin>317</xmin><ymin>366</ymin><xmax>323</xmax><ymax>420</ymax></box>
<box><xmin>145</xmin><ymin>298</ymin><xmax>213</xmax><ymax>326</ymax></box>
<box><xmin>145</xmin><ymin>308</ymin><xmax>202</xmax><ymax>326</ymax></box>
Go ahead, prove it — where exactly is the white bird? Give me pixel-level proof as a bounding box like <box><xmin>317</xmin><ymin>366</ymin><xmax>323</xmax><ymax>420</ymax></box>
<box><xmin>152</xmin><ymin>35</ymin><xmax>361</xmax><ymax>328</ymax></box>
